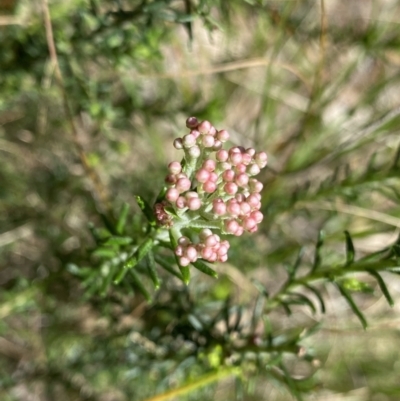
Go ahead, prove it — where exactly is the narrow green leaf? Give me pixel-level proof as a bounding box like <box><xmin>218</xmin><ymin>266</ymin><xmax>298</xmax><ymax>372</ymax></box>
<box><xmin>303</xmin><ymin>283</ymin><xmax>326</xmax><ymax>313</ymax></box>
<box><xmin>334</xmin><ymin>281</ymin><xmax>367</xmax><ymax>329</ymax></box>
<box><xmin>145</xmin><ymin>250</ymin><xmax>161</xmax><ymax>289</ymax></box>
<box><xmin>92</xmin><ymin>247</ymin><xmax>118</xmax><ymax>259</ymax></box>
<box><xmin>344</xmin><ymin>231</ymin><xmax>355</xmax><ymax>265</ymax></box>
<box><xmin>311</xmin><ymin>231</ymin><xmax>324</xmax><ymax>273</ymax></box>
<box><xmin>114</xmin><ymin>237</ymin><xmax>154</xmax><ymax>284</ymax></box>
<box><xmin>116</xmin><ymin>202</ymin><xmax>130</xmax><ymax>234</ymax></box>
<box><xmin>154</xmin><ymin>254</ymin><xmax>183</xmax><ymax>280</ymax></box>
<box><xmin>287</xmin><ymin>292</ymin><xmax>316</xmax><ymax>314</ymax></box>
<box><xmin>192</xmin><ymin>260</ymin><xmax>218</xmax><ymax>278</ymax></box>
<box><xmin>103</xmin><ymin>236</ymin><xmax>133</xmax><ymax>246</ymax></box>
<box><xmin>281</xmin><ymin>301</ymin><xmax>292</xmax><ymax>316</ymax></box>
<box><xmin>179</xmin><ymin>265</ymin><xmax>190</xmax><ymax>285</ymax></box>
<box><xmin>100</xmin><ymin>264</ymin><xmax>116</xmax><ymax>297</ymax></box>
<box><xmin>366</xmin><ymin>269</ymin><xmax>394</xmax><ymax>307</ymax></box>
<box><xmin>128</xmin><ymin>270</ymin><xmax>151</xmax><ymax>302</ymax></box>
<box><xmin>135</xmin><ymin>195</ymin><xmax>156</xmax><ymax>226</ymax></box>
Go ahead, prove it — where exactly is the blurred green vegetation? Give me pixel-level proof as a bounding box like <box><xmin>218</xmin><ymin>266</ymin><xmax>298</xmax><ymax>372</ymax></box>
<box><xmin>1</xmin><ymin>1</ymin><xmax>400</xmax><ymax>400</ymax></box>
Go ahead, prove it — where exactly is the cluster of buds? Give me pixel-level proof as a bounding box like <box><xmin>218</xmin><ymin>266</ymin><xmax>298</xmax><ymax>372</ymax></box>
<box><xmin>154</xmin><ymin>117</ymin><xmax>267</xmax><ymax>266</ymax></box>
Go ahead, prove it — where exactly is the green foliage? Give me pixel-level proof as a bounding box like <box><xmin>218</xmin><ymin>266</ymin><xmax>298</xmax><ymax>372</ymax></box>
<box><xmin>2</xmin><ymin>1</ymin><xmax>400</xmax><ymax>401</ymax></box>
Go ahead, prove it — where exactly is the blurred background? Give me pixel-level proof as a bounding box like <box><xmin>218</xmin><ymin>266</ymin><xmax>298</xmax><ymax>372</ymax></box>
<box><xmin>1</xmin><ymin>1</ymin><xmax>400</xmax><ymax>400</ymax></box>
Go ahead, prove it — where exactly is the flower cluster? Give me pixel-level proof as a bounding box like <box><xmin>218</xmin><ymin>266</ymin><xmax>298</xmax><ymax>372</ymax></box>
<box><xmin>154</xmin><ymin>117</ymin><xmax>267</xmax><ymax>266</ymax></box>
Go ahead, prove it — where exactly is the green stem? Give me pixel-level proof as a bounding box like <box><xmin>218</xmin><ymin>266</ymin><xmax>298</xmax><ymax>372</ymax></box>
<box><xmin>140</xmin><ymin>367</ymin><xmax>241</xmax><ymax>401</ymax></box>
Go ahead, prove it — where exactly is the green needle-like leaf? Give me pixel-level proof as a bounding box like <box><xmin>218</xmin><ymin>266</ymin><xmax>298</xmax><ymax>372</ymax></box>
<box><xmin>367</xmin><ymin>269</ymin><xmax>394</xmax><ymax>307</ymax></box>
<box><xmin>192</xmin><ymin>260</ymin><xmax>218</xmax><ymax>278</ymax></box>
<box><xmin>116</xmin><ymin>202</ymin><xmax>130</xmax><ymax>234</ymax></box>
<box><xmin>344</xmin><ymin>230</ymin><xmax>355</xmax><ymax>265</ymax></box>
<box><xmin>303</xmin><ymin>283</ymin><xmax>326</xmax><ymax>313</ymax></box>
<box><xmin>145</xmin><ymin>250</ymin><xmax>161</xmax><ymax>289</ymax></box>
<box><xmin>135</xmin><ymin>195</ymin><xmax>156</xmax><ymax>226</ymax></box>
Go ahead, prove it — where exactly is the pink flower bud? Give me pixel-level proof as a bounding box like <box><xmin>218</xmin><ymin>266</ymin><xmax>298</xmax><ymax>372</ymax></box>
<box><xmin>246</xmin><ymin>148</ymin><xmax>256</xmax><ymax>157</ymax></box>
<box><xmin>235</xmin><ymin>193</ymin><xmax>246</xmax><ymax>203</ymax></box>
<box><xmin>205</xmin><ymin>235</ymin><xmax>218</xmax><ymax>247</ymax></box>
<box><xmin>225</xmin><ymin>219</ymin><xmax>239</xmax><ymax>234</ymax></box>
<box><xmin>166</xmin><ymin>188</ymin><xmax>179</xmax><ymax>202</ymax></box>
<box><xmin>249</xmin><ymin>179</ymin><xmax>263</xmax><ymax>193</ymax></box>
<box><xmin>247</xmin><ymin>194</ymin><xmax>261</xmax><ymax>209</ymax></box>
<box><xmin>235</xmin><ymin>163</ymin><xmax>247</xmax><ymax>174</ymax></box>
<box><xmin>208</xmin><ymin>252</ymin><xmax>218</xmax><ymax>262</ymax></box>
<box><xmin>178</xmin><ymin>236</ymin><xmax>190</xmax><ymax>246</ymax></box>
<box><xmin>234</xmin><ymin>226</ymin><xmax>244</xmax><ymax>236</ymax></box>
<box><xmin>185</xmin><ymin>191</ymin><xmax>199</xmax><ymax>199</ymax></box>
<box><xmin>179</xmin><ymin>256</ymin><xmax>190</xmax><ymax>266</ymax></box>
<box><xmin>217</xmin><ymin>244</ymin><xmax>229</xmax><ymax>256</ymax></box>
<box><xmin>224</xmin><ymin>182</ymin><xmax>238</xmax><ymax>195</ymax></box>
<box><xmin>186</xmin><ymin>116</ymin><xmax>199</xmax><ymax>128</ymax></box>
<box><xmin>203</xmin><ymin>181</ymin><xmax>217</xmax><ymax>193</ymax></box>
<box><xmin>250</xmin><ymin>210</ymin><xmax>263</xmax><ymax>223</ymax></box>
<box><xmin>187</xmin><ymin>197</ymin><xmax>201</xmax><ymax>210</ymax></box>
<box><xmin>241</xmin><ymin>153</ymin><xmax>252</xmax><ymax>165</ymax></box>
<box><xmin>190</xmin><ymin>130</ymin><xmax>201</xmax><ymax>139</ymax></box>
<box><xmin>227</xmin><ymin>199</ymin><xmax>241</xmax><ymax>216</ymax></box>
<box><xmin>176</xmin><ymin>177</ymin><xmax>191</xmax><ymax>193</ymax></box>
<box><xmin>201</xmin><ymin>246</ymin><xmax>213</xmax><ymax>260</ymax></box>
<box><xmin>219</xmin><ymin>162</ymin><xmax>231</xmax><ymax>171</ymax></box>
<box><xmin>165</xmin><ymin>174</ymin><xmax>177</xmax><ymax>184</ymax></box>
<box><xmin>217</xmin><ymin>129</ymin><xmax>230</xmax><ymax>142</ymax></box>
<box><xmin>229</xmin><ymin>151</ymin><xmax>242</xmax><ymax>166</ymax></box>
<box><xmin>168</xmin><ymin>161</ymin><xmax>182</xmax><ymax>175</ymax></box>
<box><xmin>198</xmin><ymin>120</ymin><xmax>212</xmax><ymax>134</ymax></box>
<box><xmin>174</xmin><ymin>138</ymin><xmax>183</xmax><ymax>149</ymax></box>
<box><xmin>175</xmin><ymin>246</ymin><xmax>184</xmax><ymax>256</ymax></box>
<box><xmin>242</xmin><ymin>217</ymin><xmax>257</xmax><ymax>231</ymax></box>
<box><xmin>209</xmin><ymin>126</ymin><xmax>217</xmax><ymax>136</ymax></box>
<box><xmin>213</xmin><ymin>199</ymin><xmax>227</xmax><ymax>215</ymax></box>
<box><xmin>209</xmin><ymin>172</ymin><xmax>218</xmax><ymax>182</ymax></box>
<box><xmin>195</xmin><ymin>168</ymin><xmax>210</xmax><ymax>183</ymax></box>
<box><xmin>176</xmin><ymin>196</ymin><xmax>186</xmax><ymax>209</ymax></box>
<box><xmin>219</xmin><ymin>254</ymin><xmax>228</xmax><ymax>262</ymax></box>
<box><xmin>202</xmin><ymin>135</ymin><xmax>215</xmax><ymax>148</ymax></box>
<box><xmin>202</xmin><ymin>159</ymin><xmax>216</xmax><ymax>172</ymax></box>
<box><xmin>222</xmin><ymin>169</ymin><xmax>235</xmax><ymax>182</ymax></box>
<box><xmin>212</xmin><ymin>140</ymin><xmax>222</xmax><ymax>151</ymax></box>
<box><xmin>255</xmin><ymin>152</ymin><xmax>268</xmax><ymax>168</ymax></box>
<box><xmin>247</xmin><ymin>164</ymin><xmax>261</xmax><ymax>176</ymax></box>
<box><xmin>216</xmin><ymin>149</ymin><xmax>229</xmax><ymax>162</ymax></box>
<box><xmin>235</xmin><ymin>173</ymin><xmax>249</xmax><ymax>187</ymax></box>
<box><xmin>189</xmin><ymin>145</ymin><xmax>201</xmax><ymax>158</ymax></box>
<box><xmin>199</xmin><ymin>229</ymin><xmax>213</xmax><ymax>241</ymax></box>
<box><xmin>240</xmin><ymin>202</ymin><xmax>251</xmax><ymax>215</ymax></box>
<box><xmin>183</xmin><ymin>134</ymin><xmax>196</xmax><ymax>148</ymax></box>
<box><xmin>185</xmin><ymin>246</ymin><xmax>198</xmax><ymax>262</ymax></box>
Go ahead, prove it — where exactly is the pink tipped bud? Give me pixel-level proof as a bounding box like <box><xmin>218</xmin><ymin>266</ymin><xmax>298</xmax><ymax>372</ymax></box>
<box><xmin>217</xmin><ymin>129</ymin><xmax>230</xmax><ymax>142</ymax></box>
<box><xmin>235</xmin><ymin>163</ymin><xmax>247</xmax><ymax>174</ymax></box>
<box><xmin>174</xmin><ymin>138</ymin><xmax>183</xmax><ymax>149</ymax></box>
<box><xmin>202</xmin><ymin>159</ymin><xmax>216</xmax><ymax>172</ymax></box>
<box><xmin>189</xmin><ymin>145</ymin><xmax>201</xmax><ymax>158</ymax></box>
<box><xmin>208</xmin><ymin>252</ymin><xmax>218</xmax><ymax>262</ymax></box>
<box><xmin>225</xmin><ymin>219</ymin><xmax>239</xmax><ymax>234</ymax></box>
<box><xmin>178</xmin><ymin>236</ymin><xmax>191</xmax><ymax>246</ymax></box>
<box><xmin>235</xmin><ymin>193</ymin><xmax>246</xmax><ymax>203</ymax></box>
<box><xmin>250</xmin><ymin>211</ymin><xmax>264</xmax><ymax>223</ymax></box>
<box><xmin>242</xmin><ymin>153</ymin><xmax>252</xmax><ymax>165</ymax></box>
<box><xmin>209</xmin><ymin>126</ymin><xmax>217</xmax><ymax>136</ymax></box>
<box><xmin>216</xmin><ymin>149</ymin><xmax>229</xmax><ymax>162</ymax></box>
<box><xmin>227</xmin><ymin>199</ymin><xmax>241</xmax><ymax>216</ymax></box>
<box><xmin>179</xmin><ymin>256</ymin><xmax>190</xmax><ymax>266</ymax></box>
<box><xmin>246</xmin><ymin>148</ymin><xmax>256</xmax><ymax>157</ymax></box>
<box><xmin>221</xmin><ymin>240</ymin><xmax>230</xmax><ymax>249</ymax></box>
<box><xmin>255</xmin><ymin>151</ymin><xmax>268</xmax><ymax>168</ymax></box>
<box><xmin>219</xmin><ymin>162</ymin><xmax>232</xmax><ymax>171</ymax></box>
<box><xmin>247</xmin><ymin>194</ymin><xmax>261</xmax><ymax>209</ymax></box>
<box><xmin>240</xmin><ymin>202</ymin><xmax>251</xmax><ymax>215</ymax></box>
<box><xmin>199</xmin><ymin>229</ymin><xmax>213</xmax><ymax>241</ymax></box>
<box><xmin>190</xmin><ymin>129</ymin><xmax>201</xmax><ymax>139</ymax></box>
<box><xmin>205</xmin><ymin>235</ymin><xmax>218</xmax><ymax>248</ymax></box>
<box><xmin>168</xmin><ymin>161</ymin><xmax>182</xmax><ymax>175</ymax></box>
<box><xmin>224</xmin><ymin>182</ymin><xmax>238</xmax><ymax>195</ymax></box>
<box><xmin>186</xmin><ymin>116</ymin><xmax>199</xmax><ymax>128</ymax></box>
<box><xmin>234</xmin><ymin>226</ymin><xmax>244</xmax><ymax>236</ymax></box>
<box><xmin>187</xmin><ymin>197</ymin><xmax>201</xmax><ymax>210</ymax></box>
<box><xmin>249</xmin><ymin>179</ymin><xmax>263</xmax><ymax>193</ymax></box>
<box><xmin>235</xmin><ymin>173</ymin><xmax>249</xmax><ymax>187</ymax></box>
<box><xmin>222</xmin><ymin>169</ymin><xmax>235</xmax><ymax>182</ymax></box>
<box><xmin>201</xmin><ymin>246</ymin><xmax>213</xmax><ymax>260</ymax></box>
<box><xmin>175</xmin><ymin>246</ymin><xmax>184</xmax><ymax>256</ymax></box>
<box><xmin>166</xmin><ymin>188</ymin><xmax>179</xmax><ymax>202</ymax></box>
<box><xmin>185</xmin><ymin>191</ymin><xmax>199</xmax><ymax>199</ymax></box>
<box><xmin>229</xmin><ymin>151</ymin><xmax>243</xmax><ymax>166</ymax></box>
<box><xmin>209</xmin><ymin>172</ymin><xmax>218</xmax><ymax>182</ymax></box>
<box><xmin>185</xmin><ymin>246</ymin><xmax>198</xmax><ymax>262</ymax></box>
<box><xmin>183</xmin><ymin>134</ymin><xmax>196</xmax><ymax>148</ymax></box>
<box><xmin>195</xmin><ymin>168</ymin><xmax>210</xmax><ymax>183</ymax></box>
<box><xmin>203</xmin><ymin>181</ymin><xmax>217</xmax><ymax>193</ymax></box>
<box><xmin>165</xmin><ymin>174</ymin><xmax>177</xmax><ymax>184</ymax></box>
<box><xmin>217</xmin><ymin>244</ymin><xmax>229</xmax><ymax>256</ymax></box>
<box><xmin>213</xmin><ymin>199</ymin><xmax>227</xmax><ymax>215</ymax></box>
<box><xmin>202</xmin><ymin>134</ymin><xmax>215</xmax><ymax>148</ymax></box>
<box><xmin>242</xmin><ymin>217</ymin><xmax>257</xmax><ymax>231</ymax></box>
<box><xmin>176</xmin><ymin>196</ymin><xmax>186</xmax><ymax>209</ymax></box>
<box><xmin>219</xmin><ymin>254</ymin><xmax>228</xmax><ymax>262</ymax></box>
<box><xmin>198</xmin><ymin>120</ymin><xmax>212</xmax><ymax>134</ymax></box>
<box><xmin>176</xmin><ymin>177</ymin><xmax>191</xmax><ymax>193</ymax></box>
<box><xmin>212</xmin><ymin>140</ymin><xmax>222</xmax><ymax>151</ymax></box>
<box><xmin>247</xmin><ymin>164</ymin><xmax>261</xmax><ymax>176</ymax></box>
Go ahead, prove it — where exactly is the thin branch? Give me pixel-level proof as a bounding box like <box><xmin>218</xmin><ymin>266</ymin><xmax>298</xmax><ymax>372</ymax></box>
<box><xmin>40</xmin><ymin>0</ymin><xmax>112</xmax><ymax>217</ymax></box>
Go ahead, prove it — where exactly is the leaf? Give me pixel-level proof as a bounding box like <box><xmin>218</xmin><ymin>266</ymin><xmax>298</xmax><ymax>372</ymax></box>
<box><xmin>344</xmin><ymin>230</ymin><xmax>355</xmax><ymax>265</ymax></box>
<box><xmin>145</xmin><ymin>250</ymin><xmax>161</xmax><ymax>289</ymax></box>
<box><xmin>179</xmin><ymin>265</ymin><xmax>190</xmax><ymax>285</ymax></box>
<box><xmin>192</xmin><ymin>259</ymin><xmax>218</xmax><ymax>278</ymax></box>
<box><xmin>366</xmin><ymin>269</ymin><xmax>394</xmax><ymax>307</ymax></box>
<box><xmin>311</xmin><ymin>231</ymin><xmax>324</xmax><ymax>273</ymax></box>
<box><xmin>334</xmin><ymin>281</ymin><xmax>367</xmax><ymax>329</ymax></box>
<box><xmin>103</xmin><ymin>236</ymin><xmax>133</xmax><ymax>246</ymax></box>
<box><xmin>116</xmin><ymin>202</ymin><xmax>130</xmax><ymax>234</ymax></box>
<box><xmin>128</xmin><ymin>269</ymin><xmax>151</xmax><ymax>302</ymax></box>
<box><xmin>135</xmin><ymin>195</ymin><xmax>156</xmax><ymax>226</ymax></box>
<box><xmin>114</xmin><ymin>237</ymin><xmax>154</xmax><ymax>284</ymax></box>
<box><xmin>303</xmin><ymin>283</ymin><xmax>326</xmax><ymax>313</ymax></box>
<box><xmin>154</xmin><ymin>254</ymin><xmax>183</xmax><ymax>280</ymax></box>
<box><xmin>287</xmin><ymin>292</ymin><xmax>317</xmax><ymax>314</ymax></box>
